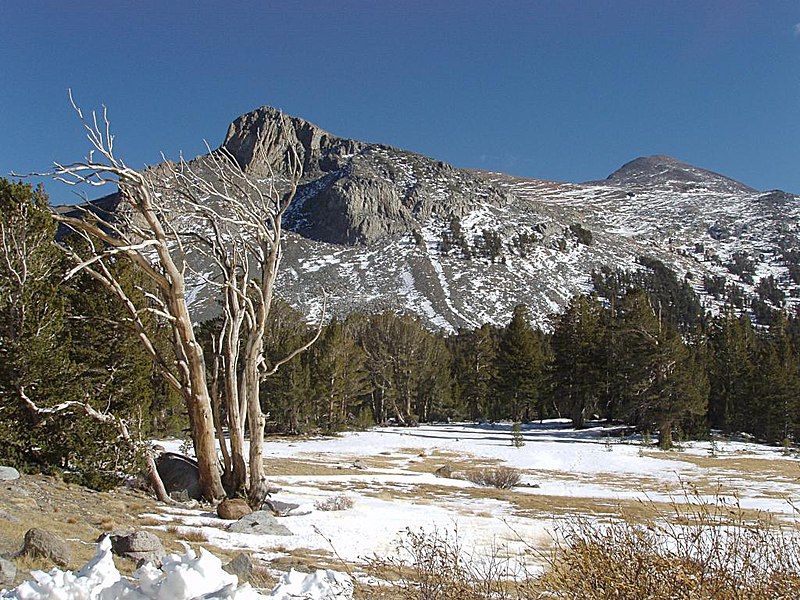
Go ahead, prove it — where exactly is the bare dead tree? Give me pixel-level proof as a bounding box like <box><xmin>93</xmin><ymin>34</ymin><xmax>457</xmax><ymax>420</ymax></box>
<box><xmin>28</xmin><ymin>93</ymin><xmax>324</xmax><ymax>505</ymax></box>
<box><xmin>163</xmin><ymin>139</ymin><xmax>327</xmax><ymax>505</ymax></box>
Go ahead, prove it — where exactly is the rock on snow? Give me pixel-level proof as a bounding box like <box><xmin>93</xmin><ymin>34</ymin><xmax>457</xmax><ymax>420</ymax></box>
<box><xmin>0</xmin><ymin>537</ymin><xmax>352</xmax><ymax>600</ymax></box>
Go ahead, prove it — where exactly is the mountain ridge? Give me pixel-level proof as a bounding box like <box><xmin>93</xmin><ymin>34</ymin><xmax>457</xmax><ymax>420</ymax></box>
<box><xmin>54</xmin><ymin>106</ymin><xmax>800</xmax><ymax>330</ymax></box>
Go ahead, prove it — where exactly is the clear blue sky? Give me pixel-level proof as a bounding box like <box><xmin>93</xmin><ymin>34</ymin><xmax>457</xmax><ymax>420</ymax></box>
<box><xmin>2</xmin><ymin>0</ymin><xmax>799</xmax><ymax>202</ymax></box>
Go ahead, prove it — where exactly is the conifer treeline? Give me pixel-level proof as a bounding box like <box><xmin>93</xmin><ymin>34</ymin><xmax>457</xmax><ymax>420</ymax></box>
<box><xmin>254</xmin><ymin>261</ymin><xmax>800</xmax><ymax>450</ymax></box>
<box><xmin>2</xmin><ymin>180</ymin><xmax>799</xmax><ymax>493</ymax></box>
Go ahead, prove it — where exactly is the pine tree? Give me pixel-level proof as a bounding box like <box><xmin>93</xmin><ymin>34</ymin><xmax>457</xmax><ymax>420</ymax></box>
<box><xmin>261</xmin><ymin>301</ymin><xmax>314</xmax><ymax>434</ymax></box>
<box><xmin>751</xmin><ymin>314</ymin><xmax>799</xmax><ymax>443</ymax></box>
<box><xmin>616</xmin><ymin>290</ymin><xmax>708</xmax><ymax>449</ymax></box>
<box><xmin>707</xmin><ymin>311</ymin><xmax>756</xmax><ymax>433</ymax></box>
<box><xmin>310</xmin><ymin>319</ymin><xmax>370</xmax><ymax>432</ymax></box>
<box><xmin>511</xmin><ymin>421</ymin><xmax>525</xmax><ymax>447</ymax></box>
<box><xmin>0</xmin><ymin>180</ymin><xmax>75</xmax><ymax>469</ymax></box>
<box><xmin>551</xmin><ymin>295</ymin><xmax>606</xmax><ymax>428</ymax></box>
<box><xmin>495</xmin><ymin>305</ymin><xmax>546</xmax><ymax>422</ymax></box>
<box><xmin>450</xmin><ymin>324</ymin><xmax>499</xmax><ymax>421</ymax></box>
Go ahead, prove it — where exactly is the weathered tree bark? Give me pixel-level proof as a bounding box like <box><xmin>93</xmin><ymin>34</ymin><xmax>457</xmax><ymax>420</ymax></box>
<box><xmin>658</xmin><ymin>419</ymin><xmax>673</xmax><ymax>450</ymax></box>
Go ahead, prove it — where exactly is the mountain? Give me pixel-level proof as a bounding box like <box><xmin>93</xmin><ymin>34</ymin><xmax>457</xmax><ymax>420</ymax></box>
<box><xmin>57</xmin><ymin>107</ymin><xmax>800</xmax><ymax>331</ymax></box>
<box><xmin>594</xmin><ymin>154</ymin><xmax>756</xmax><ymax>194</ymax></box>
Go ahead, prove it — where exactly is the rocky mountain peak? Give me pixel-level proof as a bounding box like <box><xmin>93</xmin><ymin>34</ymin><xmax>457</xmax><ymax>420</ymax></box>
<box><xmin>600</xmin><ymin>154</ymin><xmax>756</xmax><ymax>194</ymax></box>
<box><xmin>220</xmin><ymin>105</ymin><xmax>361</xmax><ymax>177</ymax></box>
<box><xmin>218</xmin><ymin>107</ymin><xmax>508</xmax><ymax>246</ymax></box>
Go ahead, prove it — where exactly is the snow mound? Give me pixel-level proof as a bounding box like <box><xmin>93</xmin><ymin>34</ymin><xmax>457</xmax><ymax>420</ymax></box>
<box><xmin>270</xmin><ymin>569</ymin><xmax>353</xmax><ymax>600</ymax></box>
<box><xmin>0</xmin><ymin>538</ymin><xmax>352</xmax><ymax>600</ymax></box>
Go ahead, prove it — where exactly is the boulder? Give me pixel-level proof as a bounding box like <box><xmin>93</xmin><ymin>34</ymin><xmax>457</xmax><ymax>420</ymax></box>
<box><xmin>222</xmin><ymin>553</ymin><xmax>254</xmax><ymax>584</ymax></box>
<box><xmin>217</xmin><ymin>498</ymin><xmax>252</xmax><ymax>521</ymax></box>
<box><xmin>0</xmin><ymin>466</ymin><xmax>20</xmax><ymax>481</ymax></box>
<box><xmin>0</xmin><ymin>557</ymin><xmax>16</xmax><ymax>586</ymax></box>
<box><xmin>108</xmin><ymin>531</ymin><xmax>165</xmax><ymax>564</ymax></box>
<box><xmin>155</xmin><ymin>453</ymin><xmax>201</xmax><ymax>500</ymax></box>
<box><xmin>227</xmin><ymin>511</ymin><xmax>292</xmax><ymax>536</ymax></box>
<box><xmin>21</xmin><ymin>528</ymin><xmax>71</xmax><ymax>567</ymax></box>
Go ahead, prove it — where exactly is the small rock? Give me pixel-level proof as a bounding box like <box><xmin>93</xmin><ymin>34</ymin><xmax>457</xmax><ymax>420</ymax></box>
<box><xmin>351</xmin><ymin>459</ymin><xmax>367</xmax><ymax>470</ymax></box>
<box><xmin>217</xmin><ymin>498</ymin><xmax>252</xmax><ymax>520</ymax></box>
<box><xmin>227</xmin><ymin>511</ymin><xmax>292</xmax><ymax>536</ymax></box>
<box><xmin>108</xmin><ymin>531</ymin><xmax>165</xmax><ymax>564</ymax></box>
<box><xmin>21</xmin><ymin>528</ymin><xmax>71</xmax><ymax>567</ymax></box>
<box><xmin>434</xmin><ymin>464</ymin><xmax>453</xmax><ymax>478</ymax></box>
<box><xmin>0</xmin><ymin>557</ymin><xmax>16</xmax><ymax>586</ymax></box>
<box><xmin>262</xmin><ymin>499</ymin><xmax>301</xmax><ymax>516</ymax></box>
<box><xmin>0</xmin><ymin>467</ymin><xmax>20</xmax><ymax>481</ymax></box>
<box><xmin>223</xmin><ymin>553</ymin><xmax>254</xmax><ymax>583</ymax></box>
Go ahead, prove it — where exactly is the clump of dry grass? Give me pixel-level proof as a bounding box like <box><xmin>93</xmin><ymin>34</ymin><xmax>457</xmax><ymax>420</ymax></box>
<box><xmin>364</xmin><ymin>488</ymin><xmax>800</xmax><ymax>600</ymax></box>
<box><xmin>165</xmin><ymin>524</ymin><xmax>207</xmax><ymax>542</ymax></box>
<box><xmin>315</xmin><ymin>495</ymin><xmax>355</xmax><ymax>511</ymax></box>
<box><xmin>538</xmin><ymin>488</ymin><xmax>800</xmax><ymax>599</ymax></box>
<box><xmin>465</xmin><ymin>467</ymin><xmax>521</xmax><ymax>490</ymax></box>
<box><xmin>248</xmin><ymin>566</ymin><xmax>278</xmax><ymax>591</ymax></box>
<box><xmin>367</xmin><ymin>527</ymin><xmax>527</xmax><ymax>600</ymax></box>
<box><xmin>181</xmin><ymin>529</ymin><xmax>208</xmax><ymax>543</ymax></box>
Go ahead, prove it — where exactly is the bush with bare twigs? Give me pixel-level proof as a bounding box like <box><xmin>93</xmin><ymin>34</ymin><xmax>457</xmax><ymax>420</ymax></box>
<box><xmin>315</xmin><ymin>495</ymin><xmax>355</xmax><ymax>511</ymax></box>
<box><xmin>367</xmin><ymin>527</ymin><xmax>529</xmax><ymax>600</ymax></box>
<box><xmin>539</xmin><ymin>489</ymin><xmax>800</xmax><ymax>599</ymax></box>
<box><xmin>466</xmin><ymin>466</ymin><xmax>521</xmax><ymax>489</ymax></box>
<box><xmin>362</xmin><ymin>489</ymin><xmax>800</xmax><ymax>600</ymax></box>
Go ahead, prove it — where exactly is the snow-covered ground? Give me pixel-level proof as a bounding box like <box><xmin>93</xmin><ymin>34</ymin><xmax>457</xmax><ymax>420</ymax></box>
<box><xmin>154</xmin><ymin>421</ymin><xmax>800</xmax><ymax>570</ymax></box>
<box><xmin>11</xmin><ymin>421</ymin><xmax>793</xmax><ymax>598</ymax></box>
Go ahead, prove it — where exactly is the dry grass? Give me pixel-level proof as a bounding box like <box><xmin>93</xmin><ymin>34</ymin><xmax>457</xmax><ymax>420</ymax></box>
<box><xmin>365</xmin><ymin>490</ymin><xmax>800</xmax><ymax>600</ymax></box>
<box><xmin>367</xmin><ymin>527</ymin><xmax>528</xmax><ymax>600</ymax></box>
<box><xmin>264</xmin><ymin>457</ymin><xmax>356</xmax><ymax>477</ymax></box>
<box><xmin>248</xmin><ymin>565</ymin><xmax>278</xmax><ymax>591</ymax></box>
<box><xmin>647</xmin><ymin>450</ymin><xmax>800</xmax><ymax>480</ymax></box>
<box><xmin>165</xmin><ymin>525</ymin><xmax>208</xmax><ymax>543</ymax></box>
<box><xmin>538</xmin><ymin>490</ymin><xmax>800</xmax><ymax>599</ymax></box>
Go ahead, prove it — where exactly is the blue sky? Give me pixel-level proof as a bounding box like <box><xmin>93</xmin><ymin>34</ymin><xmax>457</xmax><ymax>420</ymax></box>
<box><xmin>2</xmin><ymin>1</ymin><xmax>799</xmax><ymax>202</ymax></box>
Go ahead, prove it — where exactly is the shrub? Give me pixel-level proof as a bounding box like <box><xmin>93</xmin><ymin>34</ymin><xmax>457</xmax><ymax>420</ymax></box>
<box><xmin>510</xmin><ymin>423</ymin><xmax>525</xmax><ymax>448</ymax></box>
<box><xmin>315</xmin><ymin>495</ymin><xmax>354</xmax><ymax>511</ymax></box>
<box><xmin>466</xmin><ymin>467</ymin><xmax>521</xmax><ymax>489</ymax></box>
<box><xmin>539</xmin><ymin>489</ymin><xmax>800</xmax><ymax>599</ymax></box>
<box><xmin>366</xmin><ymin>527</ymin><xmax>526</xmax><ymax>600</ymax></box>
<box><xmin>570</xmin><ymin>223</ymin><xmax>593</xmax><ymax>245</ymax></box>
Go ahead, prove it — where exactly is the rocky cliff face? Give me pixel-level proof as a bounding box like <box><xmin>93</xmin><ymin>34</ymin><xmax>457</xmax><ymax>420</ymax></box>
<box><xmin>220</xmin><ymin>106</ymin><xmax>508</xmax><ymax>245</ymax></box>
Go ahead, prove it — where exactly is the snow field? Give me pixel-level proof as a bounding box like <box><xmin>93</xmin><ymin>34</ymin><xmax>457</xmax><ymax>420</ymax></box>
<box><xmin>153</xmin><ymin>421</ymin><xmax>800</xmax><ymax>575</ymax></box>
